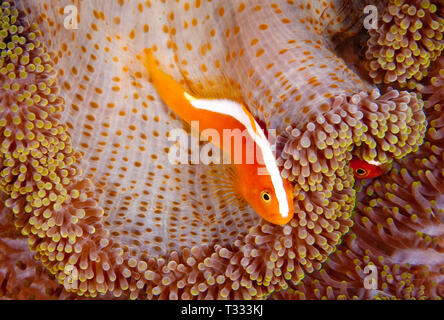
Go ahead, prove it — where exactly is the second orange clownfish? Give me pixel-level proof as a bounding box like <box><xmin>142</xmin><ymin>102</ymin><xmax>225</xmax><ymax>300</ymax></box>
<box><xmin>350</xmin><ymin>157</ymin><xmax>385</xmax><ymax>179</ymax></box>
<box><xmin>142</xmin><ymin>49</ymin><xmax>294</xmax><ymax>226</ymax></box>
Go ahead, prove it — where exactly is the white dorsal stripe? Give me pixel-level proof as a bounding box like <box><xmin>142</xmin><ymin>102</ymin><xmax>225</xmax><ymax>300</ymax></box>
<box><xmin>185</xmin><ymin>93</ymin><xmax>289</xmax><ymax>218</ymax></box>
<box><xmin>366</xmin><ymin>159</ymin><xmax>382</xmax><ymax>166</ymax></box>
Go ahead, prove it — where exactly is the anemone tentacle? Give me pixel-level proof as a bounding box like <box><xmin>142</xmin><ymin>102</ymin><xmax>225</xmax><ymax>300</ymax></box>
<box><xmin>366</xmin><ymin>0</ymin><xmax>444</xmax><ymax>89</ymax></box>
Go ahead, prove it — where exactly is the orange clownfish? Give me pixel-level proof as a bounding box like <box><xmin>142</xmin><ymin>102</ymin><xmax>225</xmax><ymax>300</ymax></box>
<box><xmin>142</xmin><ymin>49</ymin><xmax>294</xmax><ymax>225</ymax></box>
<box><xmin>350</xmin><ymin>157</ymin><xmax>384</xmax><ymax>179</ymax></box>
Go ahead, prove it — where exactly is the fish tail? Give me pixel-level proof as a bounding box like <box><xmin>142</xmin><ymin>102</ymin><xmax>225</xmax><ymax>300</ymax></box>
<box><xmin>142</xmin><ymin>49</ymin><xmax>195</xmax><ymax>119</ymax></box>
<box><xmin>142</xmin><ymin>48</ymin><xmax>180</xmax><ymax>95</ymax></box>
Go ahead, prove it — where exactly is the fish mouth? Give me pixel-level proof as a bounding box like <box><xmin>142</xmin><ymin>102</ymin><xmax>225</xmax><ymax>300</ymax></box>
<box><xmin>262</xmin><ymin>211</ymin><xmax>294</xmax><ymax>226</ymax></box>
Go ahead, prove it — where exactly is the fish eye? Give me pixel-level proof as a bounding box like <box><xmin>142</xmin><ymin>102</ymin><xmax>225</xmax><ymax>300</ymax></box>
<box><xmin>260</xmin><ymin>190</ymin><xmax>271</xmax><ymax>203</ymax></box>
<box><xmin>356</xmin><ymin>168</ymin><xmax>367</xmax><ymax>176</ymax></box>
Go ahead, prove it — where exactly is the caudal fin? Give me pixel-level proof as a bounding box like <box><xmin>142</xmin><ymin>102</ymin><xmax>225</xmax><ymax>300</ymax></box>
<box><xmin>142</xmin><ymin>48</ymin><xmax>158</xmax><ymax>74</ymax></box>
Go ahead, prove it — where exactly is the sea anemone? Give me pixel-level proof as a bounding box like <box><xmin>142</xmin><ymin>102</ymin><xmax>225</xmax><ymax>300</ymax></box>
<box><xmin>271</xmin><ymin>55</ymin><xmax>444</xmax><ymax>300</ymax></box>
<box><xmin>0</xmin><ymin>192</ymin><xmax>75</xmax><ymax>299</ymax></box>
<box><xmin>366</xmin><ymin>0</ymin><xmax>443</xmax><ymax>89</ymax></box>
<box><xmin>0</xmin><ymin>0</ymin><xmax>438</xmax><ymax>300</ymax></box>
